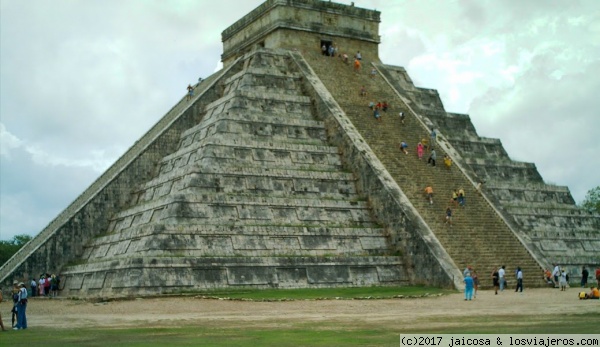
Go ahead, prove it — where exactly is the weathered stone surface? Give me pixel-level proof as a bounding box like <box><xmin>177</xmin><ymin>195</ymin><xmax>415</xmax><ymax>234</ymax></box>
<box><xmin>221</xmin><ymin>0</ymin><xmax>381</xmax><ymax>66</ymax></box>
<box><xmin>380</xmin><ymin>60</ymin><xmax>600</xmax><ymax>281</ymax></box>
<box><xmin>3</xmin><ymin>0</ymin><xmax>595</xmax><ymax>297</ymax></box>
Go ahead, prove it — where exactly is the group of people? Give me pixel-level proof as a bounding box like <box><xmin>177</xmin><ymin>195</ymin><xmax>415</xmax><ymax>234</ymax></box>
<box><xmin>323</xmin><ymin>43</ymin><xmax>363</xmax><ymax>74</ymax></box>
<box><xmin>0</xmin><ymin>273</ymin><xmax>62</xmax><ymax>332</ymax></box>
<box><xmin>451</xmin><ymin>188</ymin><xmax>466</xmax><ymax>207</ymax></box>
<box><xmin>0</xmin><ymin>281</ymin><xmax>29</xmax><ymax>331</ymax></box>
<box><xmin>321</xmin><ymin>43</ymin><xmax>338</xmax><ymax>57</ymax></box>
<box><xmin>393</xmin><ymin>129</ymin><xmax>439</xmax><ymax>164</ymax></box>
<box><xmin>544</xmin><ymin>264</ymin><xmax>600</xmax><ymax>299</ymax></box>
<box><xmin>32</xmin><ymin>273</ymin><xmax>60</xmax><ymax>298</ymax></box>
<box><xmin>365</xmin><ymin>100</ymin><xmax>389</xmax><ymax>122</ymax></box>
<box><xmin>462</xmin><ymin>266</ymin><xmax>479</xmax><ymax>300</ymax></box>
<box><xmin>491</xmin><ymin>265</ymin><xmax>523</xmax><ymax>294</ymax></box>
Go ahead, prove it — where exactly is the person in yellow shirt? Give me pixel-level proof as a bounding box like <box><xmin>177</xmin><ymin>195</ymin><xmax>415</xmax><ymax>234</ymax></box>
<box><xmin>586</xmin><ymin>287</ymin><xmax>599</xmax><ymax>299</ymax></box>
<box><xmin>443</xmin><ymin>155</ymin><xmax>452</xmax><ymax>169</ymax></box>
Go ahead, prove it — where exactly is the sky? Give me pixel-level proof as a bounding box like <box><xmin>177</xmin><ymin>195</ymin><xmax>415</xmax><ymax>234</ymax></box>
<box><xmin>1</xmin><ymin>0</ymin><xmax>599</xmax><ymax>242</ymax></box>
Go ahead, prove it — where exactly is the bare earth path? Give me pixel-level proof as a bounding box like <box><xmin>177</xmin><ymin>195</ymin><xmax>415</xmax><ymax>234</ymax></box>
<box><xmin>5</xmin><ymin>288</ymin><xmax>596</xmax><ymax>331</ymax></box>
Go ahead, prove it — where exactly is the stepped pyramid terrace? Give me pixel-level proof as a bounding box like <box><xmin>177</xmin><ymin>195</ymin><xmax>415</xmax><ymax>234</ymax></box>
<box><xmin>1</xmin><ymin>0</ymin><xmax>598</xmax><ymax>298</ymax></box>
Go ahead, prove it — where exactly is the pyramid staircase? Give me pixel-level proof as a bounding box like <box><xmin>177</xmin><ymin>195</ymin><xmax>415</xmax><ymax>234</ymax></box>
<box><xmin>301</xmin><ymin>51</ymin><xmax>544</xmax><ymax>288</ymax></box>
<box><xmin>377</xmin><ymin>65</ymin><xmax>599</xmax><ymax>280</ymax></box>
<box><xmin>58</xmin><ymin>50</ymin><xmax>407</xmax><ymax>297</ymax></box>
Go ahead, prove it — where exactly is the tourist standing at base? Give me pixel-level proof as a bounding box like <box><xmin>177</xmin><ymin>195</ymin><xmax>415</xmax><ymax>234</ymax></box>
<box><xmin>581</xmin><ymin>266</ymin><xmax>589</xmax><ymax>288</ymax></box>
<box><xmin>492</xmin><ymin>267</ymin><xmax>500</xmax><ymax>295</ymax></box>
<box><xmin>13</xmin><ymin>282</ymin><xmax>28</xmax><ymax>330</ymax></box>
<box><xmin>464</xmin><ymin>273</ymin><xmax>474</xmax><ymax>301</ymax></box>
<box><xmin>30</xmin><ymin>278</ymin><xmax>37</xmax><ymax>297</ymax></box>
<box><xmin>515</xmin><ymin>267</ymin><xmax>523</xmax><ymax>293</ymax></box>
<box><xmin>417</xmin><ymin>142</ymin><xmax>423</xmax><ymax>159</ymax></box>
<box><xmin>559</xmin><ymin>268</ymin><xmax>568</xmax><ymax>291</ymax></box>
<box><xmin>499</xmin><ymin>265</ymin><xmax>506</xmax><ymax>291</ymax></box>
<box><xmin>472</xmin><ymin>270</ymin><xmax>479</xmax><ymax>298</ymax></box>
<box><xmin>552</xmin><ymin>263</ymin><xmax>561</xmax><ymax>287</ymax></box>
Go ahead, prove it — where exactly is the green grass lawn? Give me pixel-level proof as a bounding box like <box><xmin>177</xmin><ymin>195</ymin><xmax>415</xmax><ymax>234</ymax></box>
<box><xmin>2</xmin><ymin>286</ymin><xmax>598</xmax><ymax>346</ymax></box>
<box><xmin>3</xmin><ymin>314</ymin><xmax>599</xmax><ymax>347</ymax></box>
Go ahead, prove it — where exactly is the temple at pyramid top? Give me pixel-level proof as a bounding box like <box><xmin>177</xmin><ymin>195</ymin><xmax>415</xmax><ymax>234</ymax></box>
<box><xmin>221</xmin><ymin>0</ymin><xmax>381</xmax><ymax>66</ymax></box>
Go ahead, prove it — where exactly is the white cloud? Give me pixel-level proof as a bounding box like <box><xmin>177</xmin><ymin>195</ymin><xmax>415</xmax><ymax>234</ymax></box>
<box><xmin>0</xmin><ymin>123</ymin><xmax>23</xmax><ymax>158</ymax></box>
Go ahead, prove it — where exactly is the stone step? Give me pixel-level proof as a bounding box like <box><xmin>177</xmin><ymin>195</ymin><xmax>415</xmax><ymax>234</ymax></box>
<box><xmin>303</xmin><ymin>51</ymin><xmax>545</xmax><ymax>287</ymax></box>
<box><xmin>92</xmin><ymin>224</ymin><xmax>388</xmax><ymax>243</ymax></box>
<box><xmin>61</xmin><ymin>255</ymin><xmax>407</xmax><ymax>297</ymax></box>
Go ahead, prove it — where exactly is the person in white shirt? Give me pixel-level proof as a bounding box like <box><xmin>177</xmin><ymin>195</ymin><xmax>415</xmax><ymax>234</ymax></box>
<box><xmin>559</xmin><ymin>268</ymin><xmax>569</xmax><ymax>291</ymax></box>
<box><xmin>552</xmin><ymin>264</ymin><xmax>561</xmax><ymax>288</ymax></box>
<box><xmin>30</xmin><ymin>279</ymin><xmax>37</xmax><ymax>297</ymax></box>
<box><xmin>499</xmin><ymin>265</ymin><xmax>506</xmax><ymax>291</ymax></box>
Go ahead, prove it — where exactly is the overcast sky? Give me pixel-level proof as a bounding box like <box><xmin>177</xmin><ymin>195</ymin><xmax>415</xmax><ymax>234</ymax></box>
<box><xmin>1</xmin><ymin>0</ymin><xmax>599</xmax><ymax>242</ymax></box>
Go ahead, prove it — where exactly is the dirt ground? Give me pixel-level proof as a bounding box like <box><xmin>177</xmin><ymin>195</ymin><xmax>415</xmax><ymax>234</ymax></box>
<box><xmin>3</xmin><ymin>288</ymin><xmax>598</xmax><ymax>331</ymax></box>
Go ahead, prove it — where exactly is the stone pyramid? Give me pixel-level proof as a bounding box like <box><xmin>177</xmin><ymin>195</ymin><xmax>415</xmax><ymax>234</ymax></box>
<box><xmin>59</xmin><ymin>51</ymin><xmax>415</xmax><ymax>296</ymax></box>
<box><xmin>2</xmin><ymin>0</ymin><xmax>597</xmax><ymax>297</ymax></box>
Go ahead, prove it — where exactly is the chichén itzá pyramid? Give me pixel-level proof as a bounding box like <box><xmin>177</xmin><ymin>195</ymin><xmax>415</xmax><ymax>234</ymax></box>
<box><xmin>1</xmin><ymin>0</ymin><xmax>598</xmax><ymax>298</ymax></box>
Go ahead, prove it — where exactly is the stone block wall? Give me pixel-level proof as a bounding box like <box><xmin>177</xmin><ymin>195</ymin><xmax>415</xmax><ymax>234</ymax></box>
<box><xmin>51</xmin><ymin>50</ymin><xmax>408</xmax><ymax>298</ymax></box>
<box><xmin>0</xmin><ymin>58</ymin><xmax>243</xmax><ymax>289</ymax></box>
<box><xmin>221</xmin><ymin>0</ymin><xmax>380</xmax><ymax>66</ymax></box>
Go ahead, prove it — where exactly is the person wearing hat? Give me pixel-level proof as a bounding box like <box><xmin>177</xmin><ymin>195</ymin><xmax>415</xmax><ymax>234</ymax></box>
<box><xmin>13</xmin><ymin>282</ymin><xmax>28</xmax><ymax>330</ymax></box>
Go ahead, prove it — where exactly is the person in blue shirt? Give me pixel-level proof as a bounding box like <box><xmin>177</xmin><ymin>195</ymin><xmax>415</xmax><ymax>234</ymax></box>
<box><xmin>464</xmin><ymin>273</ymin><xmax>474</xmax><ymax>300</ymax></box>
